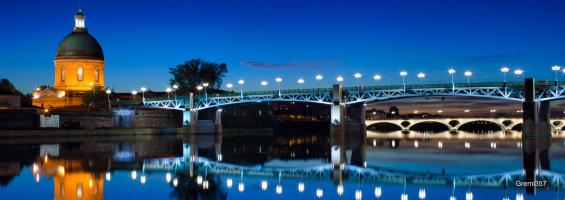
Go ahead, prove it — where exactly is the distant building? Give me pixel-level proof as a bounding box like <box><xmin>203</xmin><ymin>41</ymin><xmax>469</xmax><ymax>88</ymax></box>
<box><xmin>33</xmin><ymin>10</ymin><xmax>105</xmax><ymax>108</ymax></box>
<box><xmin>366</xmin><ymin>108</ymin><xmax>387</xmax><ymax>119</ymax></box>
<box><xmin>0</xmin><ymin>94</ymin><xmax>20</xmax><ymax>108</ymax></box>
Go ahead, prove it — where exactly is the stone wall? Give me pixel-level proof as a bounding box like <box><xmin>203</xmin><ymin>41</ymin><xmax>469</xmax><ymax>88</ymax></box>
<box><xmin>0</xmin><ymin>109</ymin><xmax>39</xmax><ymax>129</ymax></box>
<box><xmin>133</xmin><ymin>108</ymin><xmax>183</xmax><ymax>128</ymax></box>
<box><xmin>54</xmin><ymin>111</ymin><xmax>114</xmax><ymax>130</ymax></box>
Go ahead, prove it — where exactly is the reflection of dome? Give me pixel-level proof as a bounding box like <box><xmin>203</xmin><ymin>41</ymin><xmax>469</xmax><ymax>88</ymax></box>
<box><xmin>56</xmin><ymin>31</ymin><xmax>104</xmax><ymax>60</ymax></box>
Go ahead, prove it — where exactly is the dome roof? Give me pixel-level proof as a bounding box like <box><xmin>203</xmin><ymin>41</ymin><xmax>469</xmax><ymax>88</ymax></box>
<box><xmin>55</xmin><ymin>30</ymin><xmax>104</xmax><ymax>60</ymax></box>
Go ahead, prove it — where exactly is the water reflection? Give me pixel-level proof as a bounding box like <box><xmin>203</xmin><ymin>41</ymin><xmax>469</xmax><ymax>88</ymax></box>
<box><xmin>0</xmin><ymin>131</ymin><xmax>562</xmax><ymax>199</ymax></box>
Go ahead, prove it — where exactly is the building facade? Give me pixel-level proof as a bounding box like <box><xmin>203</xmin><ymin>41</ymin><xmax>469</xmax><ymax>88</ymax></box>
<box><xmin>33</xmin><ymin>10</ymin><xmax>105</xmax><ymax>108</ymax></box>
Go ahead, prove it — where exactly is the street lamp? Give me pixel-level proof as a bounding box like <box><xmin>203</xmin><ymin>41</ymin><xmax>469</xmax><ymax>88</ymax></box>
<box><xmin>336</xmin><ymin>76</ymin><xmax>344</xmax><ymax>83</ymax></box>
<box><xmin>202</xmin><ymin>82</ymin><xmax>209</xmax><ymax>101</ymax></box>
<box><xmin>448</xmin><ymin>68</ymin><xmax>456</xmax><ymax>90</ymax></box>
<box><xmin>417</xmin><ymin>72</ymin><xmax>426</xmax><ymax>79</ymax></box>
<box><xmin>373</xmin><ymin>74</ymin><xmax>382</xmax><ymax>88</ymax></box>
<box><xmin>297</xmin><ymin>78</ymin><xmax>305</xmax><ymax>89</ymax></box>
<box><xmin>238</xmin><ymin>80</ymin><xmax>245</xmax><ymax>98</ymax></box>
<box><xmin>260</xmin><ymin>81</ymin><xmax>268</xmax><ymax>86</ymax></box>
<box><xmin>172</xmin><ymin>84</ymin><xmax>178</xmax><ymax>102</ymax></box>
<box><xmin>131</xmin><ymin>90</ymin><xmax>138</xmax><ymax>101</ymax></box>
<box><xmin>140</xmin><ymin>87</ymin><xmax>147</xmax><ymax>103</ymax></box>
<box><xmin>315</xmin><ymin>75</ymin><xmax>323</xmax><ymax>91</ymax></box>
<box><xmin>166</xmin><ymin>87</ymin><xmax>172</xmax><ymax>100</ymax></box>
<box><xmin>400</xmin><ymin>71</ymin><xmax>407</xmax><ymax>91</ymax></box>
<box><xmin>464</xmin><ymin>70</ymin><xmax>472</xmax><ymax>86</ymax></box>
<box><xmin>500</xmin><ymin>66</ymin><xmax>509</xmax><ymax>82</ymax></box>
<box><xmin>105</xmin><ymin>89</ymin><xmax>112</xmax><ymax>111</ymax></box>
<box><xmin>514</xmin><ymin>69</ymin><xmax>523</xmax><ymax>80</ymax></box>
<box><xmin>354</xmin><ymin>72</ymin><xmax>362</xmax><ymax>93</ymax></box>
<box><xmin>275</xmin><ymin>77</ymin><xmax>282</xmax><ymax>96</ymax></box>
<box><xmin>552</xmin><ymin>65</ymin><xmax>561</xmax><ymax>86</ymax></box>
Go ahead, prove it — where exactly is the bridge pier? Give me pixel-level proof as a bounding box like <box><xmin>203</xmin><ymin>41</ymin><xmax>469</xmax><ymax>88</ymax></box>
<box><xmin>522</xmin><ymin>78</ymin><xmax>552</xmax><ymax>194</ymax></box>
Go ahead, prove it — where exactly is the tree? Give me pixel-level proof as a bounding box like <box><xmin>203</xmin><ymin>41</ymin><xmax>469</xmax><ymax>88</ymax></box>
<box><xmin>0</xmin><ymin>78</ymin><xmax>21</xmax><ymax>95</ymax></box>
<box><xmin>169</xmin><ymin>59</ymin><xmax>228</xmax><ymax>93</ymax></box>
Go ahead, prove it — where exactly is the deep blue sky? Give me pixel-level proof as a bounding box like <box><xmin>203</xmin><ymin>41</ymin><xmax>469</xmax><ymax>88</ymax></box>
<box><xmin>1</xmin><ymin>0</ymin><xmax>564</xmax><ymax>93</ymax></box>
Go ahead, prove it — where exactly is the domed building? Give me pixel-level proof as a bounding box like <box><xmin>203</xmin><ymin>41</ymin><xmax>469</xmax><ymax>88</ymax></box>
<box><xmin>33</xmin><ymin>10</ymin><xmax>105</xmax><ymax>108</ymax></box>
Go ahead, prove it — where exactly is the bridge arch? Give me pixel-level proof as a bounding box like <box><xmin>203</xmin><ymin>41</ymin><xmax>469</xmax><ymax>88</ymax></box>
<box><xmin>407</xmin><ymin>121</ymin><xmax>451</xmax><ymax>133</ymax></box>
<box><xmin>367</xmin><ymin>122</ymin><xmax>403</xmax><ymax>133</ymax></box>
<box><xmin>456</xmin><ymin>120</ymin><xmax>505</xmax><ymax>133</ymax></box>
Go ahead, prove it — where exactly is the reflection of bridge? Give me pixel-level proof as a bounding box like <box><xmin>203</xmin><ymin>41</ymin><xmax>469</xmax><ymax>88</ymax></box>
<box><xmin>143</xmin><ymin>157</ymin><xmax>565</xmax><ymax>190</ymax></box>
<box><xmin>366</xmin><ymin>118</ymin><xmax>565</xmax><ymax>133</ymax></box>
<box><xmin>144</xmin><ymin>82</ymin><xmax>565</xmax><ymax>111</ymax></box>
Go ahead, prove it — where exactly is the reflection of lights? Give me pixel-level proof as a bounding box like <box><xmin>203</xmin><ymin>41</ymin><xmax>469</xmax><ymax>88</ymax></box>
<box><xmin>337</xmin><ymin>184</ymin><xmax>344</xmax><ymax>196</ymax></box>
<box><xmin>502</xmin><ymin>196</ymin><xmax>510</xmax><ymax>200</ymax></box>
<box><xmin>89</xmin><ymin>179</ymin><xmax>93</xmax><ymax>188</ymax></box>
<box><xmin>298</xmin><ymin>182</ymin><xmax>305</xmax><ymax>192</ymax></box>
<box><xmin>57</xmin><ymin>166</ymin><xmax>65</xmax><ymax>176</ymax></box>
<box><xmin>465</xmin><ymin>142</ymin><xmax>471</xmax><ymax>149</ymax></box>
<box><xmin>450</xmin><ymin>195</ymin><xmax>457</xmax><ymax>200</ymax></box>
<box><xmin>32</xmin><ymin>163</ymin><xmax>39</xmax><ymax>174</ymax></box>
<box><xmin>516</xmin><ymin>142</ymin><xmax>522</xmax><ymax>148</ymax></box>
<box><xmin>340</xmin><ymin>163</ymin><xmax>345</xmax><ymax>170</ymax></box>
<box><xmin>172</xmin><ymin>178</ymin><xmax>178</xmax><ymax>187</ymax></box>
<box><xmin>276</xmin><ymin>184</ymin><xmax>282</xmax><ymax>194</ymax></box>
<box><xmin>438</xmin><ymin>141</ymin><xmax>443</xmax><ymax>149</ymax></box>
<box><xmin>166</xmin><ymin>172</ymin><xmax>172</xmax><ymax>183</ymax></box>
<box><xmin>414</xmin><ymin>141</ymin><xmax>419</xmax><ymax>148</ymax></box>
<box><xmin>238</xmin><ymin>182</ymin><xmax>245</xmax><ymax>192</ymax></box>
<box><xmin>419</xmin><ymin>188</ymin><xmax>426</xmax><ymax>199</ymax></box>
<box><xmin>35</xmin><ymin>174</ymin><xmax>40</xmax><ymax>183</ymax></box>
<box><xmin>140</xmin><ymin>175</ymin><xmax>147</xmax><ymax>184</ymax></box>
<box><xmin>226</xmin><ymin>178</ymin><xmax>233</xmax><ymax>188</ymax></box>
<box><xmin>261</xmin><ymin>180</ymin><xmax>268</xmax><ymax>190</ymax></box>
<box><xmin>131</xmin><ymin>170</ymin><xmax>137</xmax><ymax>180</ymax></box>
<box><xmin>401</xmin><ymin>193</ymin><xmax>408</xmax><ymax>200</ymax></box>
<box><xmin>374</xmin><ymin>186</ymin><xmax>382</xmax><ymax>198</ymax></box>
<box><xmin>77</xmin><ymin>183</ymin><xmax>83</xmax><ymax>198</ymax></box>
<box><xmin>44</xmin><ymin>155</ymin><xmax>48</xmax><ymax>163</ymax></box>
<box><xmin>373</xmin><ymin>140</ymin><xmax>376</xmax><ymax>147</ymax></box>
<box><xmin>392</xmin><ymin>140</ymin><xmax>396</xmax><ymax>148</ymax></box>
<box><xmin>465</xmin><ymin>191</ymin><xmax>473</xmax><ymax>200</ymax></box>
<box><xmin>355</xmin><ymin>189</ymin><xmax>362</xmax><ymax>200</ymax></box>
<box><xmin>217</xmin><ymin>154</ymin><xmax>223</xmax><ymax>162</ymax></box>
<box><xmin>490</xmin><ymin>142</ymin><xmax>497</xmax><ymax>149</ymax></box>
<box><xmin>516</xmin><ymin>193</ymin><xmax>524</xmax><ymax>200</ymax></box>
<box><xmin>363</xmin><ymin>161</ymin><xmax>367</xmax><ymax>168</ymax></box>
<box><xmin>105</xmin><ymin>172</ymin><xmax>111</xmax><ymax>181</ymax></box>
<box><xmin>197</xmin><ymin>175</ymin><xmax>203</xmax><ymax>185</ymax></box>
<box><xmin>316</xmin><ymin>188</ymin><xmax>323</xmax><ymax>198</ymax></box>
<box><xmin>203</xmin><ymin>180</ymin><xmax>209</xmax><ymax>190</ymax></box>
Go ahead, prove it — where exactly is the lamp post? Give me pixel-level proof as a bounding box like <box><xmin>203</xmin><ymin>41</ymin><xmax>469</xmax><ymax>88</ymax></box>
<box><xmin>315</xmin><ymin>75</ymin><xmax>323</xmax><ymax>95</ymax></box>
<box><xmin>417</xmin><ymin>72</ymin><xmax>426</xmax><ymax>79</ymax></box>
<box><xmin>297</xmin><ymin>78</ymin><xmax>305</xmax><ymax>89</ymax></box>
<box><xmin>202</xmin><ymin>82</ymin><xmax>209</xmax><ymax>101</ymax></box>
<box><xmin>552</xmin><ymin>65</ymin><xmax>561</xmax><ymax>87</ymax></box>
<box><xmin>514</xmin><ymin>69</ymin><xmax>523</xmax><ymax>80</ymax></box>
<box><xmin>373</xmin><ymin>74</ymin><xmax>381</xmax><ymax>88</ymax></box>
<box><xmin>196</xmin><ymin>85</ymin><xmax>203</xmax><ymax>96</ymax></box>
<box><xmin>448</xmin><ymin>68</ymin><xmax>456</xmax><ymax>91</ymax></box>
<box><xmin>354</xmin><ymin>72</ymin><xmax>362</xmax><ymax>93</ymax></box>
<box><xmin>166</xmin><ymin>87</ymin><xmax>172</xmax><ymax>100</ymax></box>
<box><xmin>105</xmin><ymin>89</ymin><xmax>111</xmax><ymax>111</ymax></box>
<box><xmin>336</xmin><ymin>76</ymin><xmax>344</xmax><ymax>83</ymax></box>
<box><xmin>172</xmin><ymin>84</ymin><xmax>179</xmax><ymax>103</ymax></box>
<box><xmin>140</xmin><ymin>87</ymin><xmax>147</xmax><ymax>103</ymax></box>
<box><xmin>275</xmin><ymin>77</ymin><xmax>282</xmax><ymax>96</ymax></box>
<box><xmin>260</xmin><ymin>80</ymin><xmax>268</xmax><ymax>88</ymax></box>
<box><xmin>464</xmin><ymin>71</ymin><xmax>472</xmax><ymax>86</ymax></box>
<box><xmin>400</xmin><ymin>71</ymin><xmax>407</xmax><ymax>91</ymax></box>
<box><xmin>500</xmin><ymin>66</ymin><xmax>509</xmax><ymax>82</ymax></box>
<box><xmin>238</xmin><ymin>80</ymin><xmax>245</xmax><ymax>98</ymax></box>
<box><xmin>226</xmin><ymin>83</ymin><xmax>233</xmax><ymax>90</ymax></box>
<box><xmin>131</xmin><ymin>90</ymin><xmax>137</xmax><ymax>101</ymax></box>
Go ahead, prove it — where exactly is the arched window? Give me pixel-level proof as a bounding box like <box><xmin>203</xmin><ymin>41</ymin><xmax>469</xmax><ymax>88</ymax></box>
<box><xmin>77</xmin><ymin>66</ymin><xmax>83</xmax><ymax>81</ymax></box>
<box><xmin>95</xmin><ymin>68</ymin><xmax>99</xmax><ymax>82</ymax></box>
<box><xmin>61</xmin><ymin>66</ymin><xmax>65</xmax><ymax>82</ymax></box>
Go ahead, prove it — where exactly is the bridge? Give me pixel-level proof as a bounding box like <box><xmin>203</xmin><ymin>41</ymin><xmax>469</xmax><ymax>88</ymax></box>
<box><xmin>142</xmin><ymin>156</ymin><xmax>565</xmax><ymax>190</ymax></box>
<box><xmin>143</xmin><ymin>81</ymin><xmax>565</xmax><ymax>111</ymax></box>
<box><xmin>366</xmin><ymin>117</ymin><xmax>565</xmax><ymax>134</ymax></box>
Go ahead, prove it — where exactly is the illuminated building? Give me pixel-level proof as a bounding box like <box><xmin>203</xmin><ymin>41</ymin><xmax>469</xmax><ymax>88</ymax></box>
<box><xmin>33</xmin><ymin>10</ymin><xmax>105</xmax><ymax>108</ymax></box>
